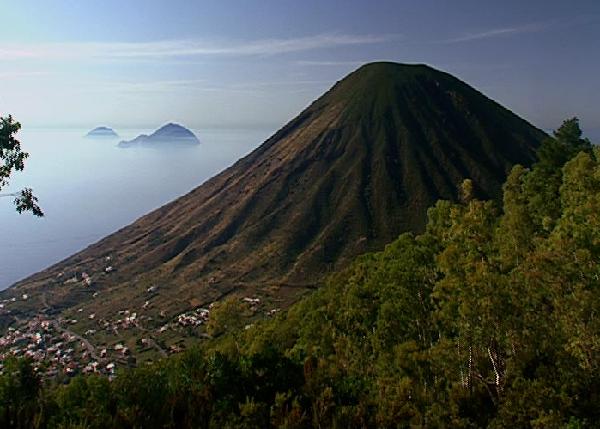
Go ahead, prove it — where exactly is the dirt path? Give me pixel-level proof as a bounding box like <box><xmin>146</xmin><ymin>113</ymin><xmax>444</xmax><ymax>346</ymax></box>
<box><xmin>147</xmin><ymin>338</ymin><xmax>168</xmax><ymax>358</ymax></box>
<box><xmin>52</xmin><ymin>320</ymin><xmax>99</xmax><ymax>361</ymax></box>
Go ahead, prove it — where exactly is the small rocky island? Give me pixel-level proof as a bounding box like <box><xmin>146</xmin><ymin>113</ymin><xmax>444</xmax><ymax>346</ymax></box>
<box><xmin>85</xmin><ymin>126</ymin><xmax>119</xmax><ymax>138</ymax></box>
<box><xmin>118</xmin><ymin>123</ymin><xmax>200</xmax><ymax>148</ymax></box>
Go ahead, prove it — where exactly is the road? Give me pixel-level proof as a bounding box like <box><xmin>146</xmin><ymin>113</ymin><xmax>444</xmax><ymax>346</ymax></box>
<box><xmin>52</xmin><ymin>320</ymin><xmax>100</xmax><ymax>361</ymax></box>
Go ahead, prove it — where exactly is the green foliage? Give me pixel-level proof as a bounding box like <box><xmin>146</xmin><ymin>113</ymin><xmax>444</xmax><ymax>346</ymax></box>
<box><xmin>207</xmin><ymin>296</ymin><xmax>252</xmax><ymax>338</ymax></box>
<box><xmin>0</xmin><ymin>358</ymin><xmax>42</xmax><ymax>429</ymax></box>
<box><xmin>522</xmin><ymin>117</ymin><xmax>591</xmax><ymax>233</ymax></box>
<box><xmin>0</xmin><ymin>115</ymin><xmax>43</xmax><ymax>216</ymax></box>
<box><xmin>1</xmin><ymin>119</ymin><xmax>597</xmax><ymax>427</ymax></box>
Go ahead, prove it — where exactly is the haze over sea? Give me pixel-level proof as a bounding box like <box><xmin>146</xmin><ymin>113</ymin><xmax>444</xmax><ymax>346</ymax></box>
<box><xmin>0</xmin><ymin>127</ymin><xmax>272</xmax><ymax>289</ymax></box>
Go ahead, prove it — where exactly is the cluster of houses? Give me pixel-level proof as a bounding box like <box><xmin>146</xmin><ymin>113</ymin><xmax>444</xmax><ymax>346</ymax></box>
<box><xmin>1</xmin><ymin>279</ymin><xmax>284</xmax><ymax>380</ymax></box>
<box><xmin>0</xmin><ymin>317</ymin><xmax>118</xmax><ymax>379</ymax></box>
<box><xmin>175</xmin><ymin>307</ymin><xmax>210</xmax><ymax>328</ymax></box>
<box><xmin>97</xmin><ymin>309</ymin><xmax>142</xmax><ymax>334</ymax></box>
<box><xmin>167</xmin><ymin>296</ymin><xmax>270</xmax><ymax>331</ymax></box>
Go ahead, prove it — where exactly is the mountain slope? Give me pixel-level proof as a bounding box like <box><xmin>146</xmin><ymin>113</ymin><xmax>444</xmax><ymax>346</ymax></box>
<box><xmin>1</xmin><ymin>62</ymin><xmax>545</xmax><ymax>343</ymax></box>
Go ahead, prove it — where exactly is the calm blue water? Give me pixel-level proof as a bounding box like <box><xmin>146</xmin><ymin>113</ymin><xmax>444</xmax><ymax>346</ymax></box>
<box><xmin>0</xmin><ymin>127</ymin><xmax>272</xmax><ymax>289</ymax></box>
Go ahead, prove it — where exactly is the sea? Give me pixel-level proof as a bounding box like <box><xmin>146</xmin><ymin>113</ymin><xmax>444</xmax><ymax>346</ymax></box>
<box><xmin>0</xmin><ymin>127</ymin><xmax>273</xmax><ymax>290</ymax></box>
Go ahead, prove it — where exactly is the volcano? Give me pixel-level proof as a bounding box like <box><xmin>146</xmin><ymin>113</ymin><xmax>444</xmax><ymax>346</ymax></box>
<box><xmin>2</xmin><ymin>62</ymin><xmax>545</xmax><ymax>339</ymax></box>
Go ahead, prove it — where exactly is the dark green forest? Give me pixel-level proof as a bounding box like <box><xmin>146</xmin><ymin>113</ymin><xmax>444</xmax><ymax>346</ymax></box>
<box><xmin>1</xmin><ymin>119</ymin><xmax>598</xmax><ymax>428</ymax></box>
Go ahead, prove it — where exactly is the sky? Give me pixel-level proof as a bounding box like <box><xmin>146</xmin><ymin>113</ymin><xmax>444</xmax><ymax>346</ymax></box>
<box><xmin>0</xmin><ymin>0</ymin><xmax>599</xmax><ymax>138</ymax></box>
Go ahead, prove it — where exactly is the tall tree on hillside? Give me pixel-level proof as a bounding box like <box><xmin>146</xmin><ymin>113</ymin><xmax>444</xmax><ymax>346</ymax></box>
<box><xmin>523</xmin><ymin>117</ymin><xmax>591</xmax><ymax>232</ymax></box>
<box><xmin>0</xmin><ymin>115</ymin><xmax>43</xmax><ymax>216</ymax></box>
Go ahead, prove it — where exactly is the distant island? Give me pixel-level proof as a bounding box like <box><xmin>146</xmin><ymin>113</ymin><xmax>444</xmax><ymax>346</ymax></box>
<box><xmin>118</xmin><ymin>123</ymin><xmax>200</xmax><ymax>148</ymax></box>
<box><xmin>85</xmin><ymin>126</ymin><xmax>119</xmax><ymax>138</ymax></box>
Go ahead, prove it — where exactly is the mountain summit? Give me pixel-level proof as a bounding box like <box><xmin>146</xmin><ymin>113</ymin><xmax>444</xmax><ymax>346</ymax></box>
<box><xmin>2</xmin><ymin>63</ymin><xmax>545</xmax><ymax>345</ymax></box>
<box><xmin>86</xmin><ymin>126</ymin><xmax>119</xmax><ymax>138</ymax></box>
<box><xmin>118</xmin><ymin>123</ymin><xmax>199</xmax><ymax>147</ymax></box>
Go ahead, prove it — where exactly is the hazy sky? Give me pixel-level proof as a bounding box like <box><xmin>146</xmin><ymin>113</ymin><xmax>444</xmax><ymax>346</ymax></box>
<box><xmin>0</xmin><ymin>0</ymin><xmax>598</xmax><ymax>137</ymax></box>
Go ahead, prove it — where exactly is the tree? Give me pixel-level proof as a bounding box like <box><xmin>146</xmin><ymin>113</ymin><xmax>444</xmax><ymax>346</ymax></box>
<box><xmin>0</xmin><ymin>358</ymin><xmax>42</xmax><ymax>429</ymax></box>
<box><xmin>522</xmin><ymin>117</ymin><xmax>590</xmax><ymax>232</ymax></box>
<box><xmin>206</xmin><ymin>296</ymin><xmax>251</xmax><ymax>338</ymax></box>
<box><xmin>0</xmin><ymin>115</ymin><xmax>43</xmax><ymax>216</ymax></box>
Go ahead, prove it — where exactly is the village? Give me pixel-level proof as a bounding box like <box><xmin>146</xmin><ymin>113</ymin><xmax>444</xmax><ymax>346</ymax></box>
<box><xmin>0</xmin><ymin>287</ymin><xmax>280</xmax><ymax>380</ymax></box>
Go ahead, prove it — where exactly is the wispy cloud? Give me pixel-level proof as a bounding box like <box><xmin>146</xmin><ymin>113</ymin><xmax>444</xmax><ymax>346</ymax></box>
<box><xmin>0</xmin><ymin>33</ymin><xmax>397</xmax><ymax>61</ymax></box>
<box><xmin>441</xmin><ymin>21</ymin><xmax>554</xmax><ymax>43</ymax></box>
<box><xmin>80</xmin><ymin>78</ymin><xmax>332</xmax><ymax>96</ymax></box>
<box><xmin>108</xmin><ymin>79</ymin><xmax>208</xmax><ymax>93</ymax></box>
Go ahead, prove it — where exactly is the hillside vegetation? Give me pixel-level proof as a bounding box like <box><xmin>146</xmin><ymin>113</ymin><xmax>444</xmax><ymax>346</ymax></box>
<box><xmin>1</xmin><ymin>118</ymin><xmax>597</xmax><ymax>428</ymax></box>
